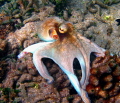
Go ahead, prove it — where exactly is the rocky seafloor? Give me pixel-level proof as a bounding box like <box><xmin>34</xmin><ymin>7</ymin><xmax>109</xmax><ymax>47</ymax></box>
<box><xmin>0</xmin><ymin>0</ymin><xmax>120</xmax><ymax>103</ymax></box>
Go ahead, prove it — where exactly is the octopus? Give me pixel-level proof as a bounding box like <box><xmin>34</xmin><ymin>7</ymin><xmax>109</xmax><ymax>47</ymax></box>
<box><xmin>18</xmin><ymin>17</ymin><xmax>105</xmax><ymax>103</ymax></box>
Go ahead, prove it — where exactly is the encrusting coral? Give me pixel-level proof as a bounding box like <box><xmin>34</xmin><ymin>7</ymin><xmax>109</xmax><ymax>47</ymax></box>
<box><xmin>17</xmin><ymin>16</ymin><xmax>106</xmax><ymax>103</ymax></box>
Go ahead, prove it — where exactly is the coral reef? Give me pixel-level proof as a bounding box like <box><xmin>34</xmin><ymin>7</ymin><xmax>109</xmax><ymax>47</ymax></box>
<box><xmin>86</xmin><ymin>51</ymin><xmax>120</xmax><ymax>103</ymax></box>
<box><xmin>0</xmin><ymin>0</ymin><xmax>55</xmax><ymax>30</ymax></box>
<box><xmin>0</xmin><ymin>0</ymin><xmax>39</xmax><ymax>20</ymax></box>
<box><xmin>0</xmin><ymin>0</ymin><xmax>120</xmax><ymax>103</ymax></box>
<box><xmin>23</xmin><ymin>5</ymin><xmax>55</xmax><ymax>23</ymax></box>
<box><xmin>0</xmin><ymin>0</ymin><xmax>68</xmax><ymax>26</ymax></box>
<box><xmin>68</xmin><ymin>1</ymin><xmax>120</xmax><ymax>55</ymax></box>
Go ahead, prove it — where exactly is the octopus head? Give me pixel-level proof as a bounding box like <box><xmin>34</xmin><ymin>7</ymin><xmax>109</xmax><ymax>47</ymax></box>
<box><xmin>38</xmin><ymin>17</ymin><xmax>74</xmax><ymax>42</ymax></box>
<box><xmin>38</xmin><ymin>17</ymin><xmax>63</xmax><ymax>42</ymax></box>
<box><xmin>57</xmin><ymin>22</ymin><xmax>75</xmax><ymax>41</ymax></box>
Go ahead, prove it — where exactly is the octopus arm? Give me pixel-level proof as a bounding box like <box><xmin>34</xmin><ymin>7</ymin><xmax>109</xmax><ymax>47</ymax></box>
<box><xmin>33</xmin><ymin>50</ymin><xmax>54</xmax><ymax>83</ymax></box>
<box><xmin>77</xmin><ymin>34</ymin><xmax>105</xmax><ymax>89</ymax></box>
<box><xmin>77</xmin><ymin>34</ymin><xmax>105</xmax><ymax>56</ymax></box>
<box><xmin>59</xmin><ymin>64</ymin><xmax>81</xmax><ymax>93</ymax></box>
<box><xmin>18</xmin><ymin>42</ymin><xmax>54</xmax><ymax>83</ymax></box>
<box><xmin>80</xmin><ymin>54</ymin><xmax>90</xmax><ymax>89</ymax></box>
<box><xmin>76</xmin><ymin>52</ymin><xmax>86</xmax><ymax>87</ymax></box>
<box><xmin>59</xmin><ymin>64</ymin><xmax>90</xmax><ymax>103</ymax></box>
<box><xmin>81</xmin><ymin>89</ymin><xmax>91</xmax><ymax>103</ymax></box>
<box><xmin>52</xmin><ymin>57</ymin><xmax>91</xmax><ymax>103</ymax></box>
<box><xmin>18</xmin><ymin>42</ymin><xmax>53</xmax><ymax>58</ymax></box>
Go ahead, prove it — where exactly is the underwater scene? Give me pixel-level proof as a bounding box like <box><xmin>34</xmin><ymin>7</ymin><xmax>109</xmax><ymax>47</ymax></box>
<box><xmin>0</xmin><ymin>0</ymin><xmax>120</xmax><ymax>103</ymax></box>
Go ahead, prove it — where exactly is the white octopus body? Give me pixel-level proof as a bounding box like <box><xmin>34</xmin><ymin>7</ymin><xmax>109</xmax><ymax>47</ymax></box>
<box><xmin>18</xmin><ymin>17</ymin><xmax>105</xmax><ymax>103</ymax></box>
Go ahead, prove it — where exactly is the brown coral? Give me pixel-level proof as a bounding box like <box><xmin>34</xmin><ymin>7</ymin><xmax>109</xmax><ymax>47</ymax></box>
<box><xmin>86</xmin><ymin>51</ymin><xmax>120</xmax><ymax>103</ymax></box>
<box><xmin>0</xmin><ymin>23</ymin><xmax>15</xmax><ymax>39</ymax></box>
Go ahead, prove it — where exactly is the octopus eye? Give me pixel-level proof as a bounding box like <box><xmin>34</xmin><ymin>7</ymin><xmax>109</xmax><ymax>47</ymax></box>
<box><xmin>49</xmin><ymin>28</ymin><xmax>59</xmax><ymax>40</ymax></box>
<box><xmin>59</xmin><ymin>24</ymin><xmax>68</xmax><ymax>33</ymax></box>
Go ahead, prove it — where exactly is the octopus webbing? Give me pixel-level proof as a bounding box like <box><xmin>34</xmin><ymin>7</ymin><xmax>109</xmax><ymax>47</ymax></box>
<box><xmin>18</xmin><ymin>17</ymin><xmax>105</xmax><ymax>103</ymax></box>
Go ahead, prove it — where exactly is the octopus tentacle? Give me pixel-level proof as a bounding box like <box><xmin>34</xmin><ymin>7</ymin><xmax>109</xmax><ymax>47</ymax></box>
<box><xmin>77</xmin><ymin>34</ymin><xmax>105</xmax><ymax>57</ymax></box>
<box><xmin>33</xmin><ymin>50</ymin><xmax>54</xmax><ymax>84</ymax></box>
<box><xmin>76</xmin><ymin>34</ymin><xmax>105</xmax><ymax>89</ymax></box>
<box><xmin>18</xmin><ymin>42</ymin><xmax>53</xmax><ymax>58</ymax></box>
<box><xmin>73</xmin><ymin>40</ymin><xmax>90</xmax><ymax>89</ymax></box>
<box><xmin>76</xmin><ymin>53</ymin><xmax>86</xmax><ymax>86</ymax></box>
<box><xmin>62</xmin><ymin>67</ymin><xmax>91</xmax><ymax>103</ymax></box>
<box><xmin>81</xmin><ymin>55</ymin><xmax>90</xmax><ymax>89</ymax></box>
<box><xmin>51</xmin><ymin>49</ymin><xmax>91</xmax><ymax>103</ymax></box>
<box><xmin>55</xmin><ymin>60</ymin><xmax>90</xmax><ymax>103</ymax></box>
<box><xmin>81</xmin><ymin>89</ymin><xmax>91</xmax><ymax>103</ymax></box>
<box><xmin>58</xmin><ymin>63</ymin><xmax>81</xmax><ymax>93</ymax></box>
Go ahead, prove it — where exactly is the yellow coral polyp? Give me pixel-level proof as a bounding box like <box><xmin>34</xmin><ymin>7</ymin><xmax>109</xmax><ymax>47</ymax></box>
<box><xmin>103</xmin><ymin>15</ymin><xmax>113</xmax><ymax>21</ymax></box>
<box><xmin>102</xmin><ymin>15</ymin><xmax>114</xmax><ymax>24</ymax></box>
